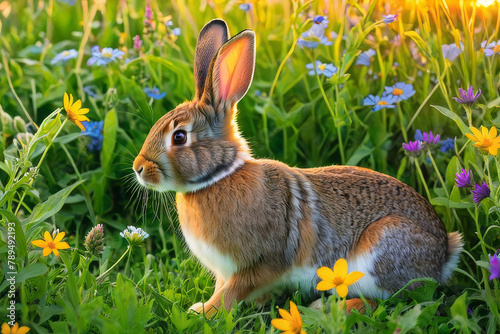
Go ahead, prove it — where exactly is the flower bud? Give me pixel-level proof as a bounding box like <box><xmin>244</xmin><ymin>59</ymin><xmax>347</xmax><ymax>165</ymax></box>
<box><xmin>84</xmin><ymin>224</ymin><xmax>105</xmax><ymax>257</ymax></box>
<box><xmin>13</xmin><ymin>116</ymin><xmax>27</xmax><ymax>133</ymax></box>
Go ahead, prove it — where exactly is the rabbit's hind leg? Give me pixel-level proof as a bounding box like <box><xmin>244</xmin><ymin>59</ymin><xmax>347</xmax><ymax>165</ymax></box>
<box><xmin>347</xmin><ymin>214</ymin><xmax>448</xmax><ymax>299</ymax></box>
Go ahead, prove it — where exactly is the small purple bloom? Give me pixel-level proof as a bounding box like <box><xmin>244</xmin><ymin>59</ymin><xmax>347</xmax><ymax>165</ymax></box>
<box><xmin>439</xmin><ymin>137</ymin><xmax>455</xmax><ymax>153</ymax></box>
<box><xmin>312</xmin><ymin>15</ymin><xmax>329</xmax><ymax>29</ymax></box>
<box><xmin>239</xmin><ymin>3</ymin><xmax>252</xmax><ymax>12</ymax></box>
<box><xmin>81</xmin><ymin>121</ymin><xmax>104</xmax><ymax>152</ymax></box>
<box><xmin>145</xmin><ymin>1</ymin><xmax>152</xmax><ymax>21</ymax></box>
<box><xmin>414</xmin><ymin>129</ymin><xmax>423</xmax><ymax>141</ymax></box>
<box><xmin>306</xmin><ymin>61</ymin><xmax>338</xmax><ymax>78</ymax></box>
<box><xmin>382</xmin><ymin>14</ymin><xmax>398</xmax><ymax>24</ymax></box>
<box><xmin>356</xmin><ymin>49</ymin><xmax>376</xmax><ymax>66</ymax></box>
<box><xmin>453</xmin><ymin>85</ymin><xmax>481</xmax><ymax>106</ymax></box>
<box><xmin>484</xmin><ymin>40</ymin><xmax>500</xmax><ymax>57</ymax></box>
<box><xmin>471</xmin><ymin>181</ymin><xmax>490</xmax><ymax>203</ymax></box>
<box><xmin>297</xmin><ymin>22</ymin><xmax>332</xmax><ymax>49</ymax></box>
<box><xmin>489</xmin><ymin>253</ymin><xmax>500</xmax><ymax>280</ymax></box>
<box><xmin>455</xmin><ymin>169</ymin><xmax>474</xmax><ymax>188</ymax></box>
<box><xmin>144</xmin><ymin>87</ymin><xmax>166</xmax><ymax>99</ymax></box>
<box><xmin>402</xmin><ymin>140</ymin><xmax>422</xmax><ymax>156</ymax></box>
<box><xmin>442</xmin><ymin>43</ymin><xmax>464</xmax><ymax>61</ymax></box>
<box><xmin>133</xmin><ymin>35</ymin><xmax>143</xmax><ymax>50</ymax></box>
<box><xmin>172</xmin><ymin>27</ymin><xmax>181</xmax><ymax>36</ymax></box>
<box><xmin>422</xmin><ymin>131</ymin><xmax>440</xmax><ymax>145</ymax></box>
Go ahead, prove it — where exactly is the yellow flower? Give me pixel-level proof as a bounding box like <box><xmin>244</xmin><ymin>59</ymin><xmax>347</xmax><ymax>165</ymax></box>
<box><xmin>31</xmin><ymin>231</ymin><xmax>70</xmax><ymax>257</ymax></box>
<box><xmin>63</xmin><ymin>92</ymin><xmax>89</xmax><ymax>131</ymax></box>
<box><xmin>271</xmin><ymin>301</ymin><xmax>306</xmax><ymax>334</ymax></box>
<box><xmin>316</xmin><ymin>259</ymin><xmax>364</xmax><ymax>298</ymax></box>
<box><xmin>1</xmin><ymin>322</ymin><xmax>30</xmax><ymax>334</ymax></box>
<box><xmin>465</xmin><ymin>126</ymin><xmax>500</xmax><ymax>156</ymax></box>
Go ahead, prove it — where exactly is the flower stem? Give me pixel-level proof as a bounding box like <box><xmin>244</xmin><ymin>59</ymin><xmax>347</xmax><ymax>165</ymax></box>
<box><xmin>414</xmin><ymin>159</ymin><xmax>432</xmax><ymax>200</ymax></box>
<box><xmin>427</xmin><ymin>150</ymin><xmax>449</xmax><ymax>197</ymax></box>
<box><xmin>96</xmin><ymin>246</ymin><xmax>131</xmax><ymax>282</ymax></box>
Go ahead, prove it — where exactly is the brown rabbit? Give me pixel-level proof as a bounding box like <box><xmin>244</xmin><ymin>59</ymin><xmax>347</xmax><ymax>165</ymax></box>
<box><xmin>133</xmin><ymin>19</ymin><xmax>463</xmax><ymax>315</ymax></box>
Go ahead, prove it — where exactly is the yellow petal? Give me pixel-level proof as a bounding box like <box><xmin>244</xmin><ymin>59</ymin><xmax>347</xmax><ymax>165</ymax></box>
<box><xmin>74</xmin><ymin>121</ymin><xmax>86</xmax><ymax>131</ymax></box>
<box><xmin>73</xmin><ymin>99</ymin><xmax>82</xmax><ymax>111</ymax></box>
<box><xmin>44</xmin><ymin>231</ymin><xmax>53</xmax><ymax>243</ymax></box>
<box><xmin>43</xmin><ymin>247</ymin><xmax>52</xmax><ymax>256</ymax></box>
<box><xmin>53</xmin><ymin>232</ymin><xmax>65</xmax><ymax>243</ymax></box>
<box><xmin>64</xmin><ymin>92</ymin><xmax>69</xmax><ymax>111</ymax></box>
<box><xmin>289</xmin><ymin>301</ymin><xmax>302</xmax><ymax>328</ymax></box>
<box><xmin>52</xmin><ymin>249</ymin><xmax>60</xmax><ymax>256</ymax></box>
<box><xmin>481</xmin><ymin>126</ymin><xmax>489</xmax><ymax>139</ymax></box>
<box><xmin>69</xmin><ymin>94</ymin><xmax>74</xmax><ymax>108</ymax></box>
<box><xmin>317</xmin><ymin>266</ymin><xmax>335</xmax><ymax>281</ymax></box>
<box><xmin>75</xmin><ymin>115</ymin><xmax>90</xmax><ymax>122</ymax></box>
<box><xmin>1</xmin><ymin>322</ymin><xmax>10</xmax><ymax>334</ymax></box>
<box><xmin>336</xmin><ymin>284</ymin><xmax>349</xmax><ymax>298</ymax></box>
<box><xmin>344</xmin><ymin>271</ymin><xmax>365</xmax><ymax>286</ymax></box>
<box><xmin>31</xmin><ymin>240</ymin><xmax>48</xmax><ymax>248</ymax></box>
<box><xmin>12</xmin><ymin>323</ymin><xmax>18</xmax><ymax>332</ymax></box>
<box><xmin>16</xmin><ymin>326</ymin><xmax>30</xmax><ymax>334</ymax></box>
<box><xmin>55</xmin><ymin>242</ymin><xmax>70</xmax><ymax>249</ymax></box>
<box><xmin>278</xmin><ymin>309</ymin><xmax>293</xmax><ymax>322</ymax></box>
<box><xmin>316</xmin><ymin>280</ymin><xmax>336</xmax><ymax>291</ymax></box>
<box><xmin>470</xmin><ymin>126</ymin><xmax>482</xmax><ymax>140</ymax></box>
<box><xmin>489</xmin><ymin>146</ymin><xmax>498</xmax><ymax>156</ymax></box>
<box><xmin>334</xmin><ymin>259</ymin><xmax>348</xmax><ymax>280</ymax></box>
<box><xmin>465</xmin><ymin>133</ymin><xmax>477</xmax><ymax>142</ymax></box>
<box><xmin>271</xmin><ymin>319</ymin><xmax>292</xmax><ymax>331</ymax></box>
<box><xmin>74</xmin><ymin>108</ymin><xmax>89</xmax><ymax>115</ymax></box>
<box><xmin>490</xmin><ymin>126</ymin><xmax>497</xmax><ymax>138</ymax></box>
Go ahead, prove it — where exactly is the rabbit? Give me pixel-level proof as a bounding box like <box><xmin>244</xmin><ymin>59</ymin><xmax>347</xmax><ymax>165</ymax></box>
<box><xmin>133</xmin><ymin>19</ymin><xmax>463</xmax><ymax>315</ymax></box>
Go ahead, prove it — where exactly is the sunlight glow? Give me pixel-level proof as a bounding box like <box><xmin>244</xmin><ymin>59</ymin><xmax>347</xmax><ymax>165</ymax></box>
<box><xmin>476</xmin><ymin>0</ymin><xmax>498</xmax><ymax>7</ymax></box>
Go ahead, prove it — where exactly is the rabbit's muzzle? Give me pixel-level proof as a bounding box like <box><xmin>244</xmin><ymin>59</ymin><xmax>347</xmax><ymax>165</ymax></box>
<box><xmin>133</xmin><ymin>154</ymin><xmax>161</xmax><ymax>186</ymax></box>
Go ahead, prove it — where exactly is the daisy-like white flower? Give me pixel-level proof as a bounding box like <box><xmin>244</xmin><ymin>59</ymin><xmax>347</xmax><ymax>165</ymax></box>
<box><xmin>384</xmin><ymin>82</ymin><xmax>416</xmax><ymax>102</ymax></box>
<box><xmin>87</xmin><ymin>47</ymin><xmax>125</xmax><ymax>66</ymax></box>
<box><xmin>442</xmin><ymin>43</ymin><xmax>464</xmax><ymax>61</ymax></box>
<box><xmin>316</xmin><ymin>259</ymin><xmax>364</xmax><ymax>298</ymax></box>
<box><xmin>63</xmin><ymin>92</ymin><xmax>90</xmax><ymax>131</ymax></box>
<box><xmin>382</xmin><ymin>14</ymin><xmax>398</xmax><ymax>24</ymax></box>
<box><xmin>271</xmin><ymin>301</ymin><xmax>306</xmax><ymax>334</ymax></box>
<box><xmin>363</xmin><ymin>94</ymin><xmax>398</xmax><ymax>111</ymax></box>
<box><xmin>484</xmin><ymin>40</ymin><xmax>500</xmax><ymax>56</ymax></box>
<box><xmin>356</xmin><ymin>49</ymin><xmax>376</xmax><ymax>66</ymax></box>
<box><xmin>306</xmin><ymin>61</ymin><xmax>338</xmax><ymax>78</ymax></box>
<box><xmin>31</xmin><ymin>231</ymin><xmax>70</xmax><ymax>257</ymax></box>
<box><xmin>120</xmin><ymin>226</ymin><xmax>149</xmax><ymax>246</ymax></box>
<box><xmin>1</xmin><ymin>322</ymin><xmax>30</xmax><ymax>334</ymax></box>
<box><xmin>51</xmin><ymin>49</ymin><xmax>78</xmax><ymax>65</ymax></box>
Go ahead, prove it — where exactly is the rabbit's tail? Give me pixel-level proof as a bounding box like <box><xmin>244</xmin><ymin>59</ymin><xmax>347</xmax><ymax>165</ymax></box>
<box><xmin>440</xmin><ymin>231</ymin><xmax>464</xmax><ymax>283</ymax></box>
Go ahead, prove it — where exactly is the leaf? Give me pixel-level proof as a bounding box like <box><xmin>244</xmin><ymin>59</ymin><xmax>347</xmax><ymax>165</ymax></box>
<box><xmin>430</xmin><ymin>197</ymin><xmax>475</xmax><ymax>209</ymax></box>
<box><xmin>445</xmin><ymin>156</ymin><xmax>460</xmax><ymax>193</ymax></box>
<box><xmin>16</xmin><ymin>263</ymin><xmax>48</xmax><ymax>283</ymax></box>
<box><xmin>431</xmin><ymin>105</ymin><xmax>469</xmax><ymax>135</ymax></box>
<box><xmin>101</xmin><ymin>109</ymin><xmax>118</xmax><ymax>175</ymax></box>
<box><xmin>404</xmin><ymin>31</ymin><xmax>432</xmax><ymax>59</ymax></box>
<box><xmin>0</xmin><ymin>209</ymin><xmax>27</xmax><ymax>258</ymax></box>
<box><xmin>25</xmin><ymin>179</ymin><xmax>86</xmax><ymax>226</ymax></box>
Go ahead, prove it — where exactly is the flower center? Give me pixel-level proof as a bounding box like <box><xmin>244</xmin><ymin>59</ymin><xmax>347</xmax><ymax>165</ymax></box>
<box><xmin>392</xmin><ymin>88</ymin><xmax>404</xmax><ymax>95</ymax></box>
<box><xmin>318</xmin><ymin>64</ymin><xmax>326</xmax><ymax>71</ymax></box>
<box><xmin>101</xmin><ymin>51</ymin><xmax>113</xmax><ymax>58</ymax></box>
<box><xmin>63</xmin><ymin>50</ymin><xmax>70</xmax><ymax>56</ymax></box>
<box><xmin>377</xmin><ymin>100</ymin><xmax>388</xmax><ymax>105</ymax></box>
<box><xmin>333</xmin><ymin>277</ymin><xmax>345</xmax><ymax>285</ymax></box>
<box><xmin>47</xmin><ymin>242</ymin><xmax>56</xmax><ymax>249</ymax></box>
<box><xmin>482</xmin><ymin>138</ymin><xmax>491</xmax><ymax>147</ymax></box>
<box><xmin>494</xmin><ymin>44</ymin><xmax>500</xmax><ymax>54</ymax></box>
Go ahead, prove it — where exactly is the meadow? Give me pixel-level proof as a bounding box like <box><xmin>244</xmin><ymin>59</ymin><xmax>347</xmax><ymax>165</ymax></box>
<box><xmin>0</xmin><ymin>0</ymin><xmax>500</xmax><ymax>332</ymax></box>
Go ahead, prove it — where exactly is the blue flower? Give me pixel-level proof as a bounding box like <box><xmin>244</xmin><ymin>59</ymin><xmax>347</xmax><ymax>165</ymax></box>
<box><xmin>239</xmin><ymin>3</ymin><xmax>252</xmax><ymax>12</ymax></box>
<box><xmin>414</xmin><ymin>129</ymin><xmax>423</xmax><ymax>141</ymax></box>
<box><xmin>312</xmin><ymin>15</ymin><xmax>329</xmax><ymax>29</ymax></box>
<box><xmin>442</xmin><ymin>43</ymin><xmax>464</xmax><ymax>61</ymax></box>
<box><xmin>57</xmin><ymin>0</ymin><xmax>76</xmax><ymax>5</ymax></box>
<box><xmin>356</xmin><ymin>49</ymin><xmax>376</xmax><ymax>66</ymax></box>
<box><xmin>363</xmin><ymin>94</ymin><xmax>398</xmax><ymax>112</ymax></box>
<box><xmin>83</xmin><ymin>86</ymin><xmax>98</xmax><ymax>98</ymax></box>
<box><xmin>51</xmin><ymin>49</ymin><xmax>78</xmax><ymax>64</ymax></box>
<box><xmin>439</xmin><ymin>137</ymin><xmax>455</xmax><ymax>153</ymax></box>
<box><xmin>384</xmin><ymin>82</ymin><xmax>415</xmax><ymax>102</ymax></box>
<box><xmin>484</xmin><ymin>40</ymin><xmax>500</xmax><ymax>56</ymax></box>
<box><xmin>382</xmin><ymin>14</ymin><xmax>398</xmax><ymax>24</ymax></box>
<box><xmin>297</xmin><ymin>23</ymin><xmax>333</xmax><ymax>49</ymax></box>
<box><xmin>81</xmin><ymin>121</ymin><xmax>104</xmax><ymax>152</ymax></box>
<box><xmin>87</xmin><ymin>47</ymin><xmax>125</xmax><ymax>66</ymax></box>
<box><xmin>172</xmin><ymin>27</ymin><xmax>181</xmax><ymax>36</ymax></box>
<box><xmin>144</xmin><ymin>87</ymin><xmax>166</xmax><ymax>99</ymax></box>
<box><xmin>306</xmin><ymin>61</ymin><xmax>338</xmax><ymax>78</ymax></box>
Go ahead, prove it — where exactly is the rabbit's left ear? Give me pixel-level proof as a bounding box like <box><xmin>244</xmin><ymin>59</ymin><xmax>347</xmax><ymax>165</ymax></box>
<box><xmin>202</xmin><ymin>30</ymin><xmax>255</xmax><ymax>110</ymax></box>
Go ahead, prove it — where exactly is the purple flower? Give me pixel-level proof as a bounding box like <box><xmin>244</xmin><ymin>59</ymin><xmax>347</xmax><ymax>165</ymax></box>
<box><xmin>312</xmin><ymin>15</ymin><xmax>329</xmax><ymax>29</ymax></box>
<box><xmin>363</xmin><ymin>94</ymin><xmax>398</xmax><ymax>112</ymax></box>
<box><xmin>356</xmin><ymin>49</ymin><xmax>376</xmax><ymax>66</ymax></box>
<box><xmin>84</xmin><ymin>224</ymin><xmax>105</xmax><ymax>257</ymax></box>
<box><xmin>455</xmin><ymin>169</ymin><xmax>474</xmax><ymax>188</ymax></box>
<box><xmin>297</xmin><ymin>22</ymin><xmax>333</xmax><ymax>49</ymax></box>
<box><xmin>422</xmin><ymin>131</ymin><xmax>440</xmax><ymax>145</ymax></box>
<box><xmin>133</xmin><ymin>35</ymin><xmax>143</xmax><ymax>50</ymax></box>
<box><xmin>414</xmin><ymin>129</ymin><xmax>423</xmax><ymax>141</ymax></box>
<box><xmin>382</xmin><ymin>14</ymin><xmax>398</xmax><ymax>24</ymax></box>
<box><xmin>144</xmin><ymin>87</ymin><xmax>166</xmax><ymax>99</ymax></box>
<box><xmin>442</xmin><ymin>43</ymin><xmax>464</xmax><ymax>61</ymax></box>
<box><xmin>471</xmin><ymin>181</ymin><xmax>490</xmax><ymax>203</ymax></box>
<box><xmin>239</xmin><ymin>3</ymin><xmax>252</xmax><ymax>12</ymax></box>
<box><xmin>145</xmin><ymin>1</ymin><xmax>152</xmax><ymax>21</ymax></box>
<box><xmin>402</xmin><ymin>140</ymin><xmax>422</xmax><ymax>156</ymax></box>
<box><xmin>172</xmin><ymin>27</ymin><xmax>181</xmax><ymax>36</ymax></box>
<box><xmin>306</xmin><ymin>61</ymin><xmax>337</xmax><ymax>78</ymax></box>
<box><xmin>489</xmin><ymin>253</ymin><xmax>500</xmax><ymax>280</ymax></box>
<box><xmin>484</xmin><ymin>40</ymin><xmax>500</xmax><ymax>56</ymax></box>
<box><xmin>439</xmin><ymin>137</ymin><xmax>455</xmax><ymax>153</ymax></box>
<box><xmin>453</xmin><ymin>85</ymin><xmax>481</xmax><ymax>106</ymax></box>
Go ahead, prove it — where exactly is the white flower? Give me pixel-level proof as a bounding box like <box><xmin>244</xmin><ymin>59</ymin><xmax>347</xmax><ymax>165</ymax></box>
<box><xmin>120</xmin><ymin>226</ymin><xmax>149</xmax><ymax>246</ymax></box>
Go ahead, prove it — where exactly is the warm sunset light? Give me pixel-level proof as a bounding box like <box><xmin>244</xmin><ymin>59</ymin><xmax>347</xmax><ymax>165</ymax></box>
<box><xmin>476</xmin><ymin>0</ymin><xmax>498</xmax><ymax>7</ymax></box>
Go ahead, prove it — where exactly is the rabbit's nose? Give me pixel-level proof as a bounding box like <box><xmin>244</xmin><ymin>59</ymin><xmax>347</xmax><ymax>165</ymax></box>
<box><xmin>133</xmin><ymin>155</ymin><xmax>146</xmax><ymax>175</ymax></box>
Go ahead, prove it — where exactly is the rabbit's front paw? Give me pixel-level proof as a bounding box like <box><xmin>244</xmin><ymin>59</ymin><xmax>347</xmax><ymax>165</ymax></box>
<box><xmin>189</xmin><ymin>302</ymin><xmax>218</xmax><ymax>317</ymax></box>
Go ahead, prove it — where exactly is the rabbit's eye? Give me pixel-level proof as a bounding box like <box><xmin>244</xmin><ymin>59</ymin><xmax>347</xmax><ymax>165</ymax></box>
<box><xmin>172</xmin><ymin>130</ymin><xmax>187</xmax><ymax>145</ymax></box>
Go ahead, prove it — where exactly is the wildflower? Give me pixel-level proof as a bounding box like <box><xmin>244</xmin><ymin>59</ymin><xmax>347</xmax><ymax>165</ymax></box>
<box><xmin>480</xmin><ymin>40</ymin><xmax>488</xmax><ymax>52</ymax></box>
<box><xmin>471</xmin><ymin>181</ymin><xmax>490</xmax><ymax>203</ymax></box>
<box><xmin>239</xmin><ymin>3</ymin><xmax>252</xmax><ymax>12</ymax></box>
<box><xmin>382</xmin><ymin>14</ymin><xmax>398</xmax><ymax>24</ymax></box>
<box><xmin>63</xmin><ymin>92</ymin><xmax>90</xmax><ymax>131</ymax></box>
<box><xmin>51</xmin><ymin>49</ymin><xmax>78</xmax><ymax>65</ymax></box>
<box><xmin>120</xmin><ymin>226</ymin><xmax>149</xmax><ymax>246</ymax></box>
<box><xmin>316</xmin><ymin>259</ymin><xmax>364</xmax><ymax>298</ymax></box>
<box><xmin>133</xmin><ymin>35</ymin><xmax>143</xmax><ymax>50</ymax></box>
<box><xmin>488</xmin><ymin>252</ymin><xmax>500</xmax><ymax>280</ymax></box>
<box><xmin>414</xmin><ymin>129</ymin><xmax>424</xmax><ymax>141</ymax></box>
<box><xmin>453</xmin><ymin>85</ymin><xmax>481</xmax><ymax>106</ymax></box>
<box><xmin>144</xmin><ymin>0</ymin><xmax>153</xmax><ymax>28</ymax></box>
<box><xmin>306</xmin><ymin>61</ymin><xmax>337</xmax><ymax>78</ymax></box>
<box><xmin>484</xmin><ymin>40</ymin><xmax>500</xmax><ymax>56</ymax></box>
<box><xmin>87</xmin><ymin>47</ymin><xmax>125</xmax><ymax>66</ymax></box>
<box><xmin>271</xmin><ymin>301</ymin><xmax>306</xmax><ymax>334</ymax></box>
<box><xmin>1</xmin><ymin>323</ymin><xmax>30</xmax><ymax>334</ymax></box>
<box><xmin>356</xmin><ymin>49</ymin><xmax>376</xmax><ymax>66</ymax></box>
<box><xmin>402</xmin><ymin>140</ymin><xmax>422</xmax><ymax>157</ymax></box>
<box><xmin>442</xmin><ymin>43</ymin><xmax>464</xmax><ymax>61</ymax></box>
<box><xmin>363</xmin><ymin>94</ymin><xmax>397</xmax><ymax>111</ymax></box>
<box><xmin>422</xmin><ymin>131</ymin><xmax>441</xmax><ymax>145</ymax></box>
<box><xmin>144</xmin><ymin>87</ymin><xmax>166</xmax><ymax>99</ymax></box>
<box><xmin>384</xmin><ymin>82</ymin><xmax>415</xmax><ymax>102</ymax></box>
<box><xmin>297</xmin><ymin>21</ymin><xmax>333</xmax><ymax>49</ymax></box>
<box><xmin>465</xmin><ymin>126</ymin><xmax>500</xmax><ymax>155</ymax></box>
<box><xmin>84</xmin><ymin>224</ymin><xmax>105</xmax><ymax>256</ymax></box>
<box><xmin>312</xmin><ymin>15</ymin><xmax>329</xmax><ymax>29</ymax></box>
<box><xmin>31</xmin><ymin>231</ymin><xmax>70</xmax><ymax>256</ymax></box>
<box><xmin>81</xmin><ymin>121</ymin><xmax>104</xmax><ymax>151</ymax></box>
<box><xmin>439</xmin><ymin>137</ymin><xmax>455</xmax><ymax>153</ymax></box>
<box><xmin>83</xmin><ymin>86</ymin><xmax>98</xmax><ymax>98</ymax></box>
<box><xmin>455</xmin><ymin>169</ymin><xmax>474</xmax><ymax>188</ymax></box>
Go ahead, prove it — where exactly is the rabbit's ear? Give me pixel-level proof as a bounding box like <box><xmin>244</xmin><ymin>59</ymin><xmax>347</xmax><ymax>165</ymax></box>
<box><xmin>203</xmin><ymin>30</ymin><xmax>255</xmax><ymax>109</ymax></box>
<box><xmin>194</xmin><ymin>19</ymin><xmax>230</xmax><ymax>101</ymax></box>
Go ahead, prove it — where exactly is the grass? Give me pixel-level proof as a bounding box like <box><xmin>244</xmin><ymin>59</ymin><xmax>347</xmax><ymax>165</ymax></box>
<box><xmin>0</xmin><ymin>0</ymin><xmax>499</xmax><ymax>332</ymax></box>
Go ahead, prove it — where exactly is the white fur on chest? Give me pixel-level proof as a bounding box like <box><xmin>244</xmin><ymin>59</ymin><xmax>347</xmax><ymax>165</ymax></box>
<box><xmin>182</xmin><ymin>228</ymin><xmax>238</xmax><ymax>281</ymax></box>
